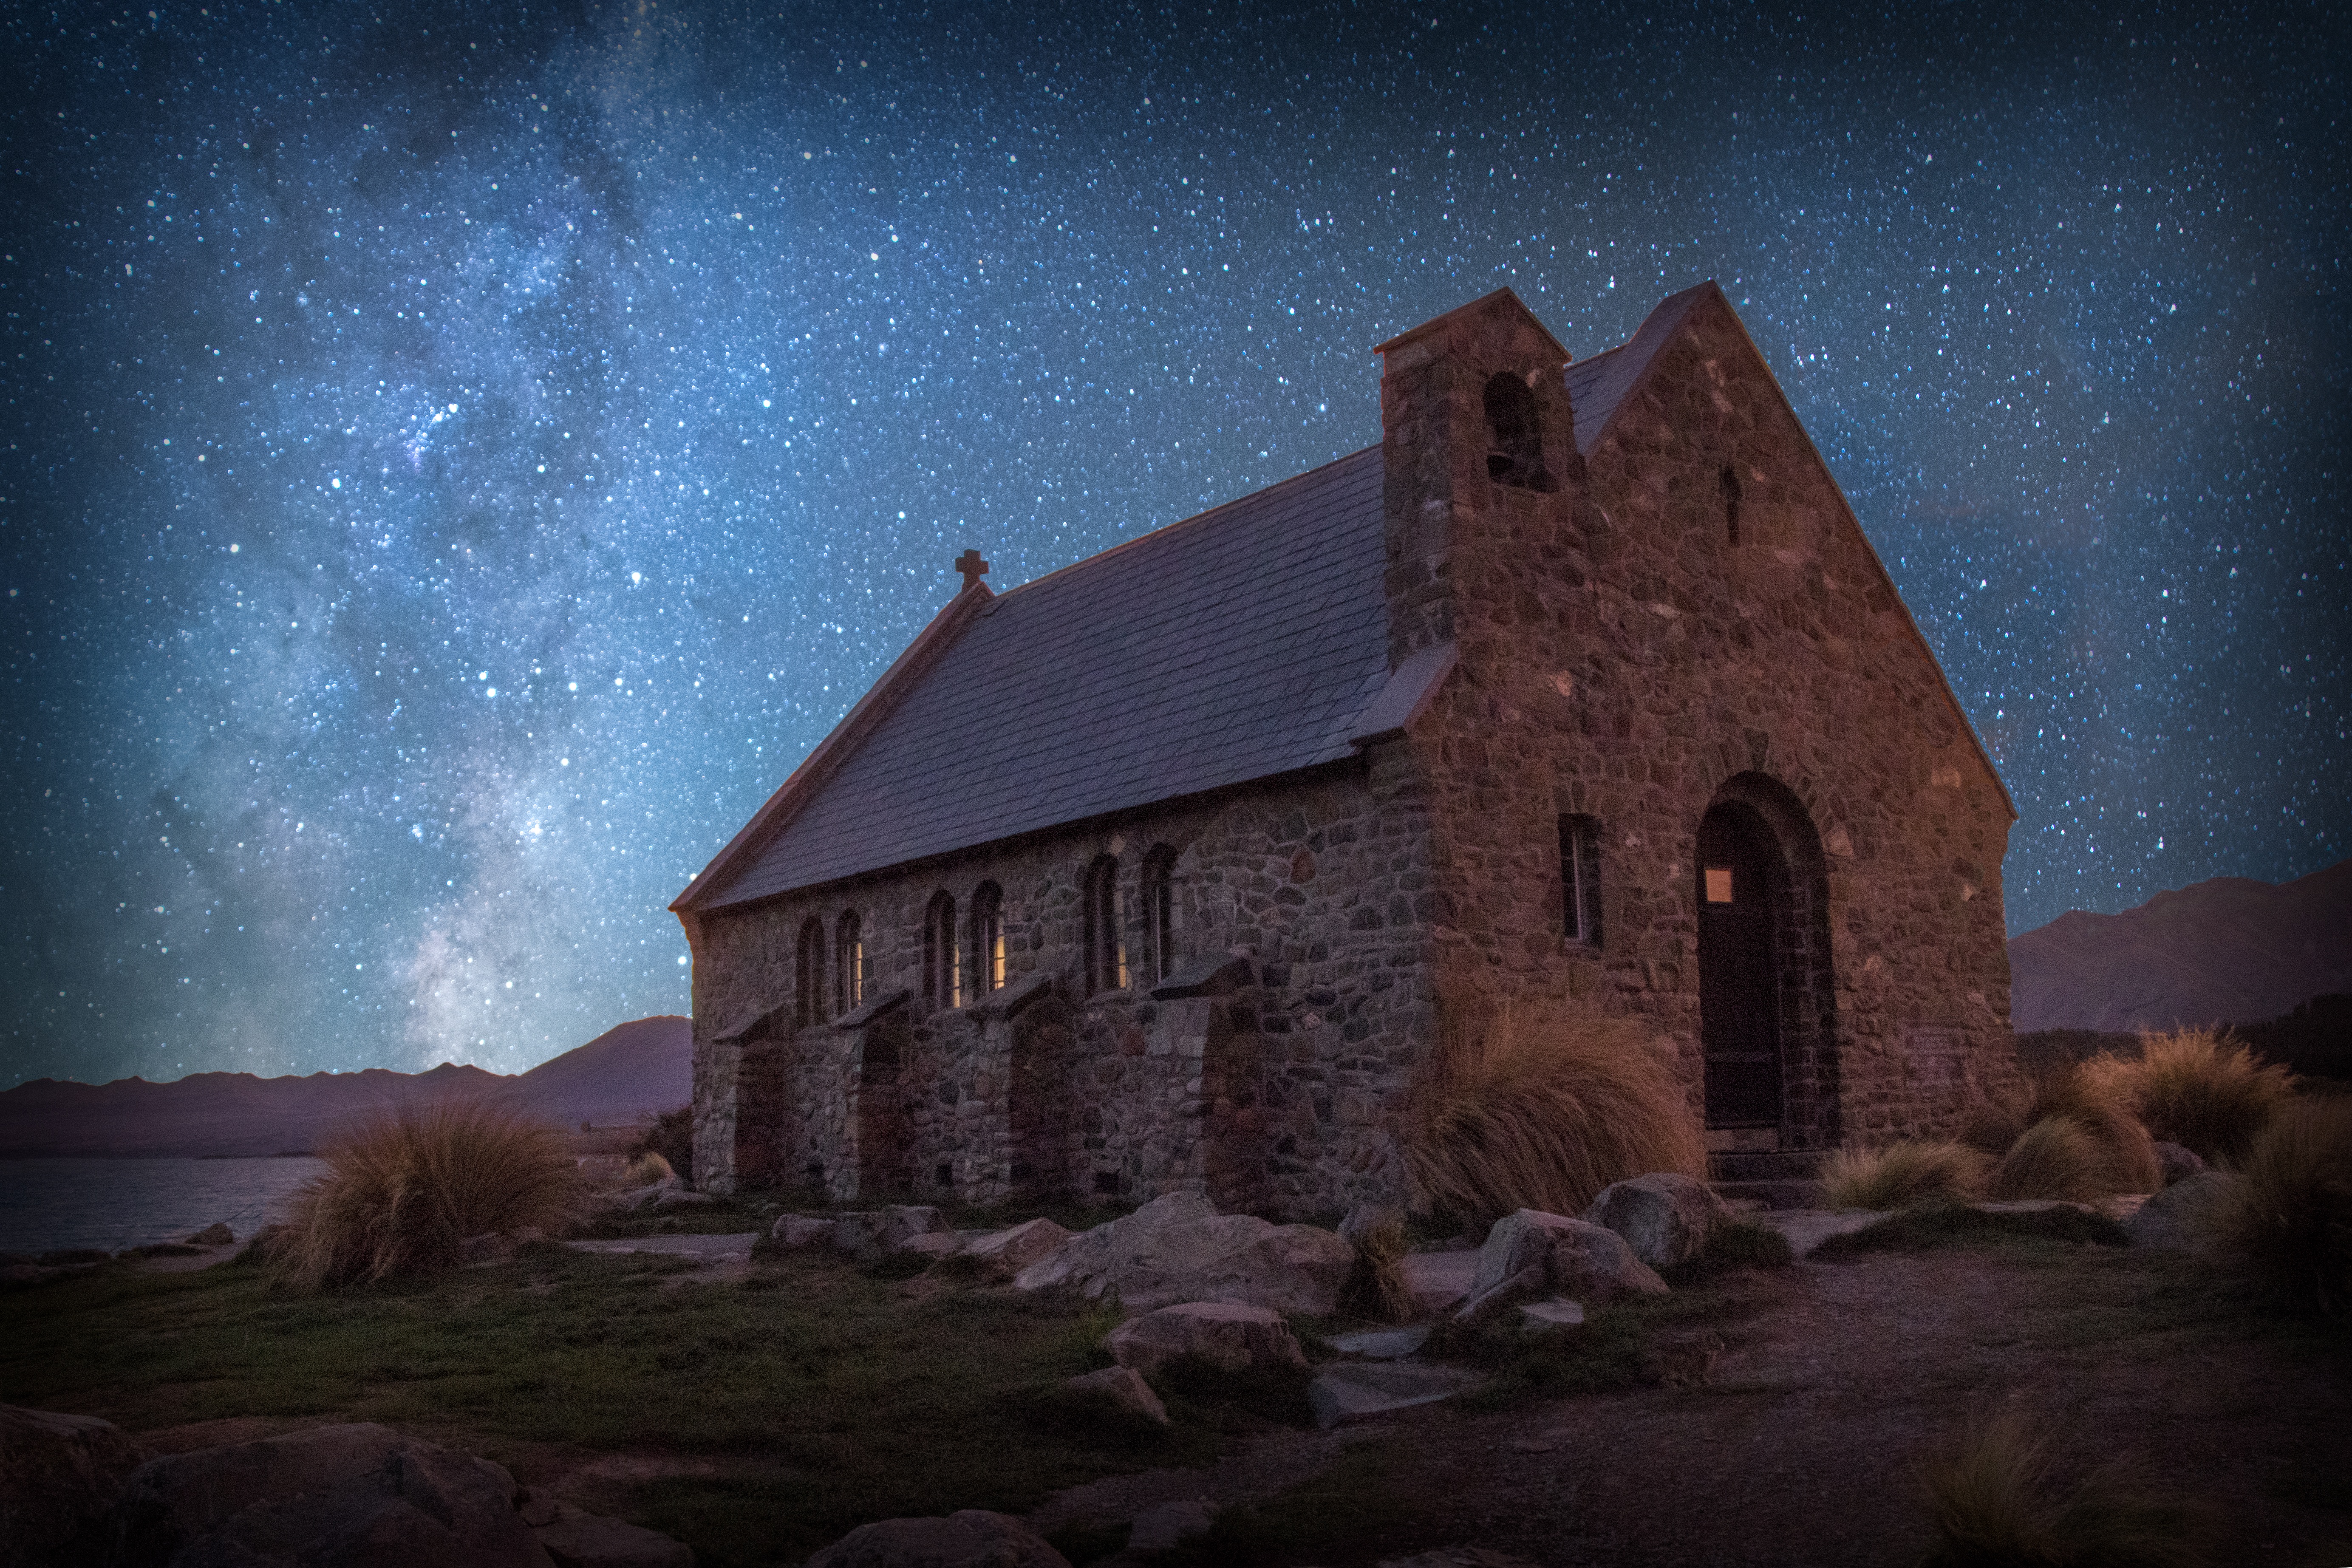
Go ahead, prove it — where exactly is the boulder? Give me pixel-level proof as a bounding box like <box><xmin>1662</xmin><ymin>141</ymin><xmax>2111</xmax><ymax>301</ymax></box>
<box><xmin>1107</xmin><ymin>1301</ymin><xmax>1308</xmax><ymax>1380</ymax></box>
<box><xmin>2127</xmin><ymin>1169</ymin><xmax>2234</xmax><ymax>1249</ymax></box>
<box><xmin>2153</xmin><ymin>1141</ymin><xmax>2208</xmax><ymax>1187</ymax></box>
<box><xmin>109</xmin><ymin>1422</ymin><xmax>552</xmax><ymax>1568</ymax></box>
<box><xmin>1326</xmin><ymin>1325</ymin><xmax>1430</xmax><ymax>1359</ymax></box>
<box><xmin>185</xmin><ymin>1223</ymin><xmax>235</xmax><ymax>1247</ymax></box>
<box><xmin>1545</xmin><ymin>1219</ymin><xmax>1668</xmax><ymax>1302</ymax></box>
<box><xmin>1582</xmin><ymin>1174</ymin><xmax>1730</xmax><ymax>1270</ymax></box>
<box><xmin>1395</xmin><ymin>1250</ymin><xmax>1478</xmax><ymax>1317</ymax></box>
<box><xmin>1012</xmin><ymin>1192</ymin><xmax>1352</xmax><ymax>1315</ymax></box>
<box><xmin>875</xmin><ymin>1206</ymin><xmax>948</xmax><ymax>1251</ymax></box>
<box><xmin>0</xmin><ymin>1404</ymin><xmax>141</xmax><ymax>1568</ymax></box>
<box><xmin>803</xmin><ymin>1508</ymin><xmax>1070</xmax><ymax>1568</ymax></box>
<box><xmin>1452</xmin><ymin>1264</ymin><xmax>1547</xmax><ymax>1327</ymax></box>
<box><xmin>898</xmin><ymin>1232</ymin><xmax>972</xmax><ymax>1262</ymax></box>
<box><xmin>1063</xmin><ymin>1365</ymin><xmax>1170</xmax><ymax>1426</ymax></box>
<box><xmin>1469</xmin><ymin>1210</ymin><xmax>1585</xmax><ymax>1297</ymax></box>
<box><xmin>773</xmin><ymin>1214</ymin><xmax>838</xmax><ymax>1248</ymax></box>
<box><xmin>526</xmin><ymin>1498</ymin><xmax>696</xmax><ymax>1568</ymax></box>
<box><xmin>959</xmin><ymin>1217</ymin><xmax>1073</xmax><ymax>1280</ymax></box>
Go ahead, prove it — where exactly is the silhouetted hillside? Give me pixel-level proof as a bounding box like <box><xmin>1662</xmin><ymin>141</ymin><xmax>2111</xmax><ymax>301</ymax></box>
<box><xmin>0</xmin><ymin>1016</ymin><xmax>691</xmax><ymax>1158</ymax></box>
<box><xmin>2008</xmin><ymin>861</ymin><xmax>2352</xmax><ymax>1033</ymax></box>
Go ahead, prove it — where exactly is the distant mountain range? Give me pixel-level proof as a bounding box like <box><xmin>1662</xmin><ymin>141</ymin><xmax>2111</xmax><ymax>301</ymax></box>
<box><xmin>2008</xmin><ymin>860</ymin><xmax>2352</xmax><ymax>1034</ymax></box>
<box><xmin>0</xmin><ymin>1016</ymin><xmax>691</xmax><ymax>1159</ymax></box>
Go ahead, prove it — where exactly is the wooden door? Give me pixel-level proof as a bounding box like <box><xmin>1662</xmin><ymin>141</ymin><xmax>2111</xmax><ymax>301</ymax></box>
<box><xmin>1698</xmin><ymin>803</ymin><xmax>1783</xmax><ymax>1128</ymax></box>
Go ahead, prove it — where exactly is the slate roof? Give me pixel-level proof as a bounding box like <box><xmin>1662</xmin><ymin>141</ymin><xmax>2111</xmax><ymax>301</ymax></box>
<box><xmin>687</xmin><ymin>288</ymin><xmax>1710</xmax><ymax>910</ymax></box>
<box><xmin>700</xmin><ymin>447</ymin><xmax>1393</xmax><ymax>906</ymax></box>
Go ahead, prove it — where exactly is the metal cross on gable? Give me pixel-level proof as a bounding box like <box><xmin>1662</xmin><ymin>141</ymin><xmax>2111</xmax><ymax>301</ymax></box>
<box><xmin>954</xmin><ymin>548</ymin><xmax>990</xmax><ymax>592</ymax></box>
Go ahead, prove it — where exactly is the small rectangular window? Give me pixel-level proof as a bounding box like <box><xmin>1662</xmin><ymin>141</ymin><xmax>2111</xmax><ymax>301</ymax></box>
<box><xmin>1705</xmin><ymin>866</ymin><xmax>1735</xmax><ymax>904</ymax></box>
<box><xmin>1560</xmin><ymin>814</ymin><xmax>1604</xmax><ymax>948</ymax></box>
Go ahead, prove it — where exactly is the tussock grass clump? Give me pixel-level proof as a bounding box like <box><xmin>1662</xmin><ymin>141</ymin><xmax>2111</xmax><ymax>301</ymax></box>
<box><xmin>1919</xmin><ymin>1407</ymin><xmax>2205</xmax><ymax>1567</ymax></box>
<box><xmin>1399</xmin><ymin>1001</ymin><xmax>1702</xmax><ymax>1231</ymax></box>
<box><xmin>2206</xmin><ymin>1098</ymin><xmax>2352</xmax><ymax>1314</ymax></box>
<box><xmin>1964</xmin><ymin>1064</ymin><xmax>2162</xmax><ymax>1198</ymax></box>
<box><xmin>2080</xmin><ymin>1029</ymin><xmax>2295</xmax><ymax>1166</ymax></box>
<box><xmin>273</xmin><ymin>1102</ymin><xmax>582</xmax><ymax>1289</ymax></box>
<box><xmin>1822</xmin><ymin>1140</ymin><xmax>1990</xmax><ymax>1210</ymax></box>
<box><xmin>1344</xmin><ymin>1219</ymin><xmax>1417</xmax><ymax>1324</ymax></box>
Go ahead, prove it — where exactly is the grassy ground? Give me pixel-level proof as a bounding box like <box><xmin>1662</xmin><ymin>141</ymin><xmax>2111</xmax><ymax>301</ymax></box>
<box><xmin>0</xmin><ymin>1226</ymin><xmax>1178</xmax><ymax>1565</ymax></box>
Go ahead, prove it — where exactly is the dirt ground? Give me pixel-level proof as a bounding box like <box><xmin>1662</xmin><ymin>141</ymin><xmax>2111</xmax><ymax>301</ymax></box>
<box><xmin>103</xmin><ymin>1234</ymin><xmax>2352</xmax><ymax>1566</ymax></box>
<box><xmin>1022</xmin><ymin>1245</ymin><xmax>2352</xmax><ymax>1567</ymax></box>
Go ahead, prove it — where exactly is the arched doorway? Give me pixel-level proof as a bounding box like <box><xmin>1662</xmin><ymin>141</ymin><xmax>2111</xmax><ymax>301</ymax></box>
<box><xmin>1697</xmin><ymin>799</ymin><xmax>1787</xmax><ymax>1131</ymax></box>
<box><xmin>1693</xmin><ymin>775</ymin><xmax>1842</xmax><ymax>1148</ymax></box>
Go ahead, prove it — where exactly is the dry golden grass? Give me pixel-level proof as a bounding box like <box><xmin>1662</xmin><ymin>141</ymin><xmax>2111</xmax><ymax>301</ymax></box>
<box><xmin>2080</xmin><ymin>1028</ymin><xmax>2296</xmax><ymax>1166</ymax></box>
<box><xmin>1918</xmin><ymin>1407</ymin><xmax>2205</xmax><ymax>1567</ymax></box>
<box><xmin>1398</xmin><ymin>999</ymin><xmax>1702</xmax><ymax>1231</ymax></box>
<box><xmin>1985</xmin><ymin>1118</ymin><xmax>2111</xmax><ymax>1203</ymax></box>
<box><xmin>620</xmin><ymin>1149</ymin><xmax>676</xmax><ymax>1187</ymax></box>
<box><xmin>1963</xmin><ymin>1064</ymin><xmax>2161</xmax><ymax>1197</ymax></box>
<box><xmin>1821</xmin><ymin>1140</ymin><xmax>1989</xmax><ymax>1210</ymax></box>
<box><xmin>273</xmin><ymin>1102</ymin><xmax>583</xmax><ymax>1289</ymax></box>
<box><xmin>1344</xmin><ymin>1219</ymin><xmax>1418</xmax><ymax>1324</ymax></box>
<box><xmin>2206</xmin><ymin>1098</ymin><xmax>2352</xmax><ymax>1315</ymax></box>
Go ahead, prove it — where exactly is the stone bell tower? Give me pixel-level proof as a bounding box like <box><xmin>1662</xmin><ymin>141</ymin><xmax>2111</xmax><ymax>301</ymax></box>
<box><xmin>1373</xmin><ymin>288</ymin><xmax>1583</xmax><ymax>670</ymax></box>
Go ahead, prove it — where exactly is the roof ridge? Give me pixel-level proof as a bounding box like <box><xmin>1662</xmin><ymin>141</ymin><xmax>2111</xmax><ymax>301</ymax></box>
<box><xmin>994</xmin><ymin>444</ymin><xmax>1380</xmax><ymax>606</ymax></box>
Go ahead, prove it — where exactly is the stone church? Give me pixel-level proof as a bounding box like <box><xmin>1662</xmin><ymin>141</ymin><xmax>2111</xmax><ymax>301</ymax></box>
<box><xmin>672</xmin><ymin>283</ymin><xmax>2021</xmax><ymax>1215</ymax></box>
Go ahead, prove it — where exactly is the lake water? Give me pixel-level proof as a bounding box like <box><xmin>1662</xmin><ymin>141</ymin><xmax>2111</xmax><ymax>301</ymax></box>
<box><xmin>0</xmin><ymin>1156</ymin><xmax>328</xmax><ymax>1255</ymax></box>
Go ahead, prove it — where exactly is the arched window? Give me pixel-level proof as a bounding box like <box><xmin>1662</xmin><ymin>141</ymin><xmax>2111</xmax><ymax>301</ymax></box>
<box><xmin>1483</xmin><ymin>371</ymin><xmax>1552</xmax><ymax>491</ymax></box>
<box><xmin>835</xmin><ymin>911</ymin><xmax>863</xmax><ymax>1016</ymax></box>
<box><xmin>971</xmin><ymin>881</ymin><xmax>1006</xmax><ymax>997</ymax></box>
<box><xmin>1721</xmin><ymin>464</ymin><xmax>1742</xmax><ymax>546</ymax></box>
<box><xmin>1560</xmin><ymin>814</ymin><xmax>1604</xmax><ymax>948</ymax></box>
<box><xmin>1143</xmin><ymin>845</ymin><xmax>1177</xmax><ymax>984</ymax></box>
<box><xmin>1082</xmin><ymin>855</ymin><xmax>1126</xmax><ymax>995</ymax></box>
<box><xmin>923</xmin><ymin>891</ymin><xmax>959</xmax><ymax>1011</ymax></box>
<box><xmin>795</xmin><ymin>916</ymin><xmax>826</xmax><ymax>1028</ymax></box>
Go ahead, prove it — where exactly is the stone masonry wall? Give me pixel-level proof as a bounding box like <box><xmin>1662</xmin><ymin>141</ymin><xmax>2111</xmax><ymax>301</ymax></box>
<box><xmin>1377</xmin><ymin>288</ymin><xmax>2021</xmax><ymax>1149</ymax></box>
<box><xmin>689</xmin><ymin>754</ymin><xmax>1436</xmax><ymax>1215</ymax></box>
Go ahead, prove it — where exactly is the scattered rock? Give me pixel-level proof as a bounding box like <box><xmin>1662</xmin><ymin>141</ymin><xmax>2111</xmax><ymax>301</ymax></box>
<box><xmin>897</xmin><ymin>1231</ymin><xmax>971</xmax><ymax>1261</ymax></box>
<box><xmin>0</xmin><ymin>1404</ymin><xmax>141</xmax><ymax>1568</ymax></box>
<box><xmin>1452</xmin><ymin>1263</ymin><xmax>1547</xmax><ymax>1326</ymax></box>
<box><xmin>1469</xmin><ymin>1209</ymin><xmax>1584</xmax><ymax>1297</ymax></box>
<box><xmin>185</xmin><ymin>1222</ymin><xmax>235</xmax><ymax>1247</ymax></box>
<box><xmin>1470</xmin><ymin>1209</ymin><xmax>1667</xmax><ymax>1306</ymax></box>
<box><xmin>1517</xmin><ymin>1297</ymin><xmax>1586</xmax><ymax>1330</ymax></box>
<box><xmin>2153</xmin><ymin>1141</ymin><xmax>2208</xmax><ymax>1187</ymax></box>
<box><xmin>1107</xmin><ymin>1301</ymin><xmax>1308</xmax><ymax>1380</ymax></box>
<box><xmin>1545</xmin><ymin>1218</ymin><xmax>1669</xmax><ymax>1303</ymax></box>
<box><xmin>803</xmin><ymin>1508</ymin><xmax>1071</xmax><ymax>1568</ymax></box>
<box><xmin>1308</xmin><ymin>1362</ymin><xmax>1483</xmax><ymax>1429</ymax></box>
<box><xmin>1583</xmin><ymin>1173</ymin><xmax>1731</xmax><ymax>1269</ymax></box>
<box><xmin>1126</xmin><ymin>1498</ymin><xmax>1218</xmax><ymax>1551</ymax></box>
<box><xmin>773</xmin><ymin>1214</ymin><xmax>838</xmax><ymax>1248</ymax></box>
<box><xmin>2127</xmin><ymin>1169</ymin><xmax>2233</xmax><ymax>1249</ymax></box>
<box><xmin>1063</xmin><ymin>1365</ymin><xmax>1170</xmax><ymax>1426</ymax></box>
<box><xmin>529</xmin><ymin>1498</ymin><xmax>696</xmax><ymax>1567</ymax></box>
<box><xmin>109</xmin><ymin>1421</ymin><xmax>551</xmax><ymax>1568</ymax></box>
<box><xmin>1013</xmin><ymin>1191</ymin><xmax>1352</xmax><ymax>1315</ymax></box>
<box><xmin>651</xmin><ymin>1188</ymin><xmax>715</xmax><ymax>1210</ymax></box>
<box><xmin>875</xmin><ymin>1206</ymin><xmax>947</xmax><ymax>1251</ymax></box>
<box><xmin>959</xmin><ymin>1217</ymin><xmax>1073</xmax><ymax>1280</ymax></box>
<box><xmin>1396</xmin><ymin>1249</ymin><xmax>1477</xmax><ymax>1316</ymax></box>
<box><xmin>1326</xmin><ymin>1325</ymin><xmax>1431</xmax><ymax>1359</ymax></box>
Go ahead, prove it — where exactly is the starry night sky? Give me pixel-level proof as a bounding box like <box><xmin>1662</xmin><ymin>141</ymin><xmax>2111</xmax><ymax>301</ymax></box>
<box><xmin>4</xmin><ymin>2</ymin><xmax>2345</xmax><ymax>1088</ymax></box>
